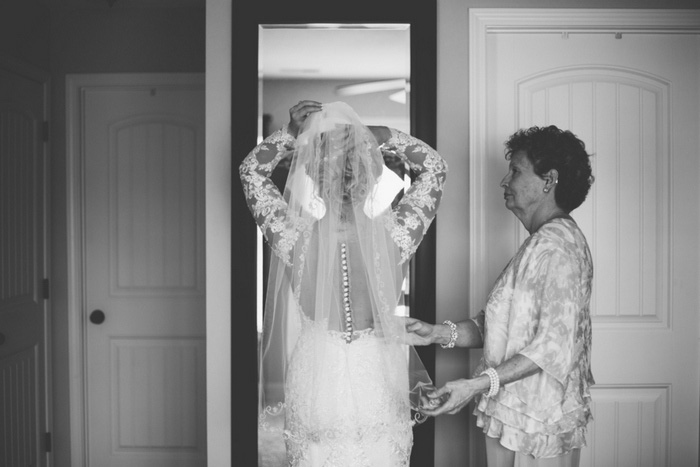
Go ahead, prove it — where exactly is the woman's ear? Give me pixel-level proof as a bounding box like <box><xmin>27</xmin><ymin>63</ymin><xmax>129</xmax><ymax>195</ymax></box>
<box><xmin>543</xmin><ymin>169</ymin><xmax>559</xmax><ymax>192</ymax></box>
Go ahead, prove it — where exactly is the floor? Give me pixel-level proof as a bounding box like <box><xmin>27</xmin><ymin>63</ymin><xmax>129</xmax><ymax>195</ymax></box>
<box><xmin>259</xmin><ymin>416</ymin><xmax>286</xmax><ymax>467</ymax></box>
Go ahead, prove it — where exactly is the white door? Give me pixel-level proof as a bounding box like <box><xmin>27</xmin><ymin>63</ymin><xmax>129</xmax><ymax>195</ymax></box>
<box><xmin>470</xmin><ymin>10</ymin><xmax>700</xmax><ymax>467</ymax></box>
<box><xmin>80</xmin><ymin>76</ymin><xmax>206</xmax><ymax>467</ymax></box>
<box><xmin>0</xmin><ymin>61</ymin><xmax>49</xmax><ymax>467</ymax></box>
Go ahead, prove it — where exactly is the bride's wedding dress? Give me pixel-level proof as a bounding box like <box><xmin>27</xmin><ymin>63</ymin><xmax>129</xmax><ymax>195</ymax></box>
<box><xmin>284</xmin><ymin>318</ymin><xmax>414</xmax><ymax>466</ymax></box>
<box><xmin>241</xmin><ymin>102</ymin><xmax>447</xmax><ymax>466</ymax></box>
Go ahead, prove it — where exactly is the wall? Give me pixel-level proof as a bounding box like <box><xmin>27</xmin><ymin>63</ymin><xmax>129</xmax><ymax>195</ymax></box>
<box><xmin>48</xmin><ymin>6</ymin><xmax>205</xmax><ymax>466</ymax></box>
<box><xmin>205</xmin><ymin>1</ymin><xmax>231</xmax><ymax>465</ymax></box>
<box><xmin>0</xmin><ymin>1</ymin><xmax>50</xmax><ymax>70</ymax></box>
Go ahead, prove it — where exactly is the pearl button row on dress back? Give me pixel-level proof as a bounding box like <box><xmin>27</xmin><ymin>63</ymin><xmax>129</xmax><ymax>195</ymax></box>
<box><xmin>340</xmin><ymin>243</ymin><xmax>353</xmax><ymax>343</ymax></box>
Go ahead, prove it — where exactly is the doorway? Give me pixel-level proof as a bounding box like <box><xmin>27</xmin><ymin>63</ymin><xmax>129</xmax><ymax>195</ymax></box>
<box><xmin>469</xmin><ymin>9</ymin><xmax>700</xmax><ymax>466</ymax></box>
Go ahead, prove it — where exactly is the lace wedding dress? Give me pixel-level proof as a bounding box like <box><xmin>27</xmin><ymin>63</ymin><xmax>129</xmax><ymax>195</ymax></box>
<box><xmin>240</xmin><ymin>102</ymin><xmax>447</xmax><ymax>467</ymax></box>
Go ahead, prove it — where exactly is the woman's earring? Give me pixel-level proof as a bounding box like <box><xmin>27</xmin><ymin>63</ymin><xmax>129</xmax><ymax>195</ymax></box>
<box><xmin>544</xmin><ymin>187</ymin><xmax>550</xmax><ymax>193</ymax></box>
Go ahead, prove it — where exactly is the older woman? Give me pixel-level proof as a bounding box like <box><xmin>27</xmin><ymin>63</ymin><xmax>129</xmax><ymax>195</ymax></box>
<box><xmin>407</xmin><ymin>125</ymin><xmax>594</xmax><ymax>466</ymax></box>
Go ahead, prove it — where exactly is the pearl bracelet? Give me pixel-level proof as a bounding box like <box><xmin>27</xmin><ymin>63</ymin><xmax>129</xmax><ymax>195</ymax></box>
<box><xmin>440</xmin><ymin>320</ymin><xmax>458</xmax><ymax>349</ymax></box>
<box><xmin>480</xmin><ymin>367</ymin><xmax>500</xmax><ymax>398</ymax></box>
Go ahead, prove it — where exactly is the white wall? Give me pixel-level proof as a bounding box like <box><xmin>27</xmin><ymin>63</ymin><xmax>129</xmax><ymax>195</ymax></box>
<box><xmin>434</xmin><ymin>1</ymin><xmax>471</xmax><ymax>463</ymax></box>
<box><xmin>0</xmin><ymin>0</ymin><xmax>49</xmax><ymax>70</ymax></box>
<box><xmin>205</xmin><ymin>1</ymin><xmax>231</xmax><ymax>466</ymax></box>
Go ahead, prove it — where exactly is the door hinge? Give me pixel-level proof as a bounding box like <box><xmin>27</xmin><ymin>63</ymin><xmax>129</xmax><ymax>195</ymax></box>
<box><xmin>45</xmin><ymin>432</ymin><xmax>52</xmax><ymax>452</ymax></box>
<box><xmin>42</xmin><ymin>278</ymin><xmax>50</xmax><ymax>299</ymax></box>
<box><xmin>42</xmin><ymin>121</ymin><xmax>49</xmax><ymax>142</ymax></box>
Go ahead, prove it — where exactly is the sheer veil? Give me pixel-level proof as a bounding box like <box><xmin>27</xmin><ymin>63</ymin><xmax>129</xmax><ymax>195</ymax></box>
<box><xmin>258</xmin><ymin>102</ymin><xmax>433</xmax><ymax>441</ymax></box>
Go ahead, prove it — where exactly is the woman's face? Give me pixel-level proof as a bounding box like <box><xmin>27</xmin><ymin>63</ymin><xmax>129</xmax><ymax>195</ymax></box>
<box><xmin>500</xmin><ymin>150</ymin><xmax>546</xmax><ymax>218</ymax></box>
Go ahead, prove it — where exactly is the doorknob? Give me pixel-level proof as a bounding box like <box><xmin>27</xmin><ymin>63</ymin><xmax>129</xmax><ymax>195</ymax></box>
<box><xmin>90</xmin><ymin>309</ymin><xmax>106</xmax><ymax>324</ymax></box>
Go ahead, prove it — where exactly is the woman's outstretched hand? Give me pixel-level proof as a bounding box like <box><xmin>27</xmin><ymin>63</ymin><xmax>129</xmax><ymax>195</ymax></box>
<box><xmin>404</xmin><ymin>317</ymin><xmax>437</xmax><ymax>346</ymax></box>
<box><xmin>419</xmin><ymin>378</ymin><xmax>484</xmax><ymax>416</ymax></box>
<box><xmin>287</xmin><ymin>100</ymin><xmax>322</xmax><ymax>137</ymax></box>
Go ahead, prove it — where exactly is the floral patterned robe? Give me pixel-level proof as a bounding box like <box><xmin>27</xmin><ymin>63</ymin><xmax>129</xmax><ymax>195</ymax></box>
<box><xmin>472</xmin><ymin>217</ymin><xmax>595</xmax><ymax>458</ymax></box>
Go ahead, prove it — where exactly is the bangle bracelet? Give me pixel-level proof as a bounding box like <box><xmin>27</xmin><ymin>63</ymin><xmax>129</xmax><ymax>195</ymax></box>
<box><xmin>440</xmin><ymin>320</ymin><xmax>458</xmax><ymax>349</ymax></box>
<box><xmin>480</xmin><ymin>367</ymin><xmax>500</xmax><ymax>398</ymax></box>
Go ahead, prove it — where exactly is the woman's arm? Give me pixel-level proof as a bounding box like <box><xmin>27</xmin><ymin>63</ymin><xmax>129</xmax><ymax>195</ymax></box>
<box><xmin>381</xmin><ymin>128</ymin><xmax>448</xmax><ymax>263</ymax></box>
<box><xmin>420</xmin><ymin>354</ymin><xmax>541</xmax><ymax>416</ymax></box>
<box><xmin>405</xmin><ymin>316</ymin><xmax>483</xmax><ymax>349</ymax></box>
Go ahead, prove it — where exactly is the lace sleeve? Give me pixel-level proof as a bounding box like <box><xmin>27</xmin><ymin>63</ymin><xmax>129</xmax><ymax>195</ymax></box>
<box><xmin>239</xmin><ymin>127</ymin><xmax>302</xmax><ymax>265</ymax></box>
<box><xmin>380</xmin><ymin>128</ymin><xmax>448</xmax><ymax>263</ymax></box>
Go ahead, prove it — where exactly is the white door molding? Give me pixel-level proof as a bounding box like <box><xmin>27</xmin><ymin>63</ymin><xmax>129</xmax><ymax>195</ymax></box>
<box><xmin>65</xmin><ymin>73</ymin><xmax>205</xmax><ymax>467</ymax></box>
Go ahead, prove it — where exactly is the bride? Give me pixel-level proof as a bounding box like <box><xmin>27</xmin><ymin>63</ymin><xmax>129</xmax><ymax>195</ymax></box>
<box><xmin>240</xmin><ymin>100</ymin><xmax>448</xmax><ymax>466</ymax></box>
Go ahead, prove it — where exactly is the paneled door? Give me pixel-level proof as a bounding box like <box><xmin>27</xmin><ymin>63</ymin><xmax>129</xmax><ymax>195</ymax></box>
<box><xmin>0</xmin><ymin>60</ymin><xmax>49</xmax><ymax>467</ymax></box>
<box><xmin>470</xmin><ymin>10</ymin><xmax>700</xmax><ymax>467</ymax></box>
<box><xmin>77</xmin><ymin>75</ymin><xmax>206</xmax><ymax>467</ymax></box>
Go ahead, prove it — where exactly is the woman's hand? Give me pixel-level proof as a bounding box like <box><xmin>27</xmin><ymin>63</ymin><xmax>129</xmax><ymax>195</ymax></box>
<box><xmin>404</xmin><ymin>317</ymin><xmax>438</xmax><ymax>346</ymax></box>
<box><xmin>419</xmin><ymin>377</ymin><xmax>486</xmax><ymax>416</ymax></box>
<box><xmin>287</xmin><ymin>100</ymin><xmax>322</xmax><ymax>137</ymax></box>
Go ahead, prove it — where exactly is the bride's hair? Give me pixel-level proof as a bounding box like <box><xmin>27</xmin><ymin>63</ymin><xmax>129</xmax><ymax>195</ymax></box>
<box><xmin>298</xmin><ymin>104</ymin><xmax>381</xmax><ymax>214</ymax></box>
<box><xmin>314</xmin><ymin>127</ymin><xmax>375</xmax><ymax>208</ymax></box>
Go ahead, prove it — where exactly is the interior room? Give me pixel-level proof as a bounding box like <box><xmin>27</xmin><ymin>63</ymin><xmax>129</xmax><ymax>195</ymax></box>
<box><xmin>1</xmin><ymin>0</ymin><xmax>698</xmax><ymax>466</ymax></box>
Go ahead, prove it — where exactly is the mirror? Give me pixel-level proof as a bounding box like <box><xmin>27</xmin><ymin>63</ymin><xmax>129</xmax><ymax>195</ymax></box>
<box><xmin>231</xmin><ymin>2</ymin><xmax>437</xmax><ymax>465</ymax></box>
<box><xmin>257</xmin><ymin>23</ymin><xmax>412</xmax><ymax>333</ymax></box>
<box><xmin>258</xmin><ymin>24</ymin><xmax>411</xmax><ymax>136</ymax></box>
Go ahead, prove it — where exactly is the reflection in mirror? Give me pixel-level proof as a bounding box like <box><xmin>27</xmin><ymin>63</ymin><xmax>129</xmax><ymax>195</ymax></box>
<box><xmin>256</xmin><ymin>24</ymin><xmax>412</xmax><ymax>333</ymax></box>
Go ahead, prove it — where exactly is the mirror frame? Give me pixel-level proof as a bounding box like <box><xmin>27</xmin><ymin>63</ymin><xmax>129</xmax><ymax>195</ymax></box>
<box><xmin>231</xmin><ymin>1</ymin><xmax>437</xmax><ymax>465</ymax></box>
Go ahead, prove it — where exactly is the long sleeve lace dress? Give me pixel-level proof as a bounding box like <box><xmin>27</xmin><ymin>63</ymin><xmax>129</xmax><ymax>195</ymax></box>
<box><xmin>240</xmin><ymin>122</ymin><xmax>447</xmax><ymax>467</ymax></box>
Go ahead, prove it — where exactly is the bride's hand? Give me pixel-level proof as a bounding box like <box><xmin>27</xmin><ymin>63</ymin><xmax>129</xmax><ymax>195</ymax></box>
<box><xmin>404</xmin><ymin>317</ymin><xmax>437</xmax><ymax>346</ymax></box>
<box><xmin>288</xmin><ymin>100</ymin><xmax>322</xmax><ymax>137</ymax></box>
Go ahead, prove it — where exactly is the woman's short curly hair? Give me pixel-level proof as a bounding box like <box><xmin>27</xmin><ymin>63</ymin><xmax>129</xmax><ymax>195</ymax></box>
<box><xmin>505</xmin><ymin>125</ymin><xmax>594</xmax><ymax>212</ymax></box>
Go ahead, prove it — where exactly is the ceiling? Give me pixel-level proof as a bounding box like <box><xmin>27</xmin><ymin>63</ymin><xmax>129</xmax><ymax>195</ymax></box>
<box><xmin>258</xmin><ymin>25</ymin><xmax>410</xmax><ymax>80</ymax></box>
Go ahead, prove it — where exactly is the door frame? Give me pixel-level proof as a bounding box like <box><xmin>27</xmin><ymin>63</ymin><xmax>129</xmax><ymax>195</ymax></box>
<box><xmin>65</xmin><ymin>72</ymin><xmax>205</xmax><ymax>467</ymax></box>
<box><xmin>0</xmin><ymin>53</ymin><xmax>51</xmax><ymax>467</ymax></box>
<box><xmin>468</xmin><ymin>8</ymin><xmax>700</xmax><ymax>466</ymax></box>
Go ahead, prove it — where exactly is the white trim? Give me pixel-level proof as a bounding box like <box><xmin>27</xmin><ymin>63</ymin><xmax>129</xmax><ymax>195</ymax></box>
<box><xmin>65</xmin><ymin>72</ymin><xmax>204</xmax><ymax>467</ymax></box>
<box><xmin>471</xmin><ymin>8</ymin><xmax>700</xmax><ymax>34</ymax></box>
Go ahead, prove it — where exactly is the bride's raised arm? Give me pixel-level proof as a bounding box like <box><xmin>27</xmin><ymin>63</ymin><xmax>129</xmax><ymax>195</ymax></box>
<box><xmin>379</xmin><ymin>128</ymin><xmax>448</xmax><ymax>264</ymax></box>
<box><xmin>239</xmin><ymin>127</ymin><xmax>297</xmax><ymax>264</ymax></box>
